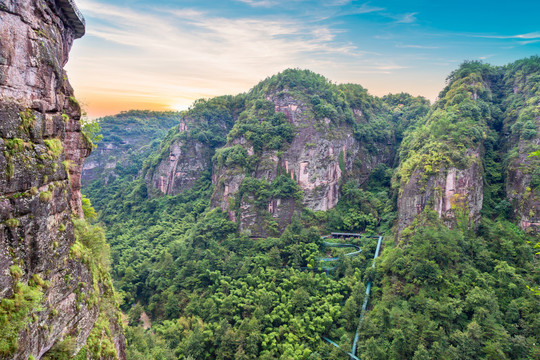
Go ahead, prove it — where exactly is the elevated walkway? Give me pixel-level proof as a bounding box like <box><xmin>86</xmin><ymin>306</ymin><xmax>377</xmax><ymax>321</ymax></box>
<box><xmin>319</xmin><ymin>234</ymin><xmax>384</xmax><ymax>360</ymax></box>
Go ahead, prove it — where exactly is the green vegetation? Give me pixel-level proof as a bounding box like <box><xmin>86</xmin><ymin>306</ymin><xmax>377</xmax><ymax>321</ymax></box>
<box><xmin>18</xmin><ymin>109</ymin><xmax>36</xmax><ymax>134</ymax></box>
<box><xmin>501</xmin><ymin>58</ymin><xmax>540</xmax><ymax>212</ymax></box>
<box><xmin>68</xmin><ymin>96</ymin><xmax>79</xmax><ymax>106</ymax></box>
<box><xmin>81</xmin><ymin>120</ymin><xmax>103</xmax><ymax>150</ymax></box>
<box><xmin>39</xmin><ymin>191</ymin><xmax>52</xmax><ymax>202</ymax></box>
<box><xmin>80</xmin><ymin>65</ymin><xmax>539</xmax><ymax>359</ymax></box>
<box><xmin>65</xmin><ymin>201</ymin><xmax>123</xmax><ymax>359</ymax></box>
<box><xmin>81</xmin><ymin>194</ymin><xmax>97</xmax><ymax>220</ymax></box>
<box><xmin>87</xmin><ymin>182</ymin><xmax>538</xmax><ymax>360</ymax></box>
<box><xmin>44</xmin><ymin>138</ymin><xmax>64</xmax><ymax>158</ymax></box>
<box><xmin>0</xmin><ymin>266</ymin><xmax>45</xmax><ymax>357</ymax></box>
<box><xmin>396</xmin><ymin>62</ymin><xmax>499</xmax><ymax>186</ymax></box>
<box><xmin>5</xmin><ymin>138</ymin><xmax>26</xmax><ymax>153</ymax></box>
<box><xmin>357</xmin><ymin>214</ymin><xmax>538</xmax><ymax>359</ymax></box>
<box><xmin>226</xmin><ymin>99</ymin><xmax>294</xmax><ymax>152</ymax></box>
<box><xmin>213</xmin><ymin>145</ymin><xmax>249</xmax><ymax>168</ymax></box>
<box><xmin>81</xmin><ymin>110</ymin><xmax>180</xmax><ymax>187</ymax></box>
<box><xmin>4</xmin><ymin>218</ymin><xmax>20</xmax><ymax>228</ymax></box>
<box><xmin>239</xmin><ymin>175</ymin><xmax>303</xmax><ymax>208</ymax></box>
<box><xmin>42</xmin><ymin>337</ymin><xmax>77</xmax><ymax>360</ymax></box>
<box><xmin>324</xmin><ymin>167</ymin><xmax>394</xmax><ymax>234</ymax></box>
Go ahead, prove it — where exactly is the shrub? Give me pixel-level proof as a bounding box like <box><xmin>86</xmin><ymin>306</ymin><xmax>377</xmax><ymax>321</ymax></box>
<box><xmin>40</xmin><ymin>191</ymin><xmax>52</xmax><ymax>202</ymax></box>
<box><xmin>44</xmin><ymin>139</ymin><xmax>63</xmax><ymax>158</ymax></box>
<box><xmin>18</xmin><ymin>109</ymin><xmax>35</xmax><ymax>133</ymax></box>
<box><xmin>4</xmin><ymin>218</ymin><xmax>20</xmax><ymax>228</ymax></box>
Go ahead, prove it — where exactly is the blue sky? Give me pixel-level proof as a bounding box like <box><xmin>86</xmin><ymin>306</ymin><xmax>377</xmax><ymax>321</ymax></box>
<box><xmin>66</xmin><ymin>0</ymin><xmax>540</xmax><ymax>118</ymax></box>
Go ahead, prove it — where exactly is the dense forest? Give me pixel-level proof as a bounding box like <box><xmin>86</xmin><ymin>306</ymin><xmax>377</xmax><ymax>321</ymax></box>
<box><xmin>82</xmin><ymin>110</ymin><xmax>180</xmax><ymax>187</ymax></box>
<box><xmin>82</xmin><ymin>59</ymin><xmax>539</xmax><ymax>359</ymax></box>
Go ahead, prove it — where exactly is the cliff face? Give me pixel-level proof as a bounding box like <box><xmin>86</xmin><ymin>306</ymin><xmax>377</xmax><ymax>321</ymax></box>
<box><xmin>143</xmin><ymin>96</ymin><xmax>238</xmax><ymax>198</ymax></box>
<box><xmin>503</xmin><ymin>60</ymin><xmax>540</xmax><ymax>233</ymax></box>
<box><xmin>110</xmin><ymin>64</ymin><xmax>536</xmax><ymax>240</ymax></box>
<box><xmin>210</xmin><ymin>71</ymin><xmax>404</xmax><ymax>237</ymax></box>
<box><xmin>146</xmin><ymin>136</ymin><xmax>212</xmax><ymax>197</ymax></box>
<box><xmin>396</xmin><ymin>60</ymin><xmax>540</xmax><ymax>234</ymax></box>
<box><xmin>137</xmin><ymin>71</ymin><xmax>427</xmax><ymax>237</ymax></box>
<box><xmin>0</xmin><ymin>1</ymin><xmax>125</xmax><ymax>359</ymax></box>
<box><xmin>397</xmin><ymin>150</ymin><xmax>484</xmax><ymax>231</ymax></box>
<box><xmin>395</xmin><ymin>68</ymin><xmax>494</xmax><ymax>232</ymax></box>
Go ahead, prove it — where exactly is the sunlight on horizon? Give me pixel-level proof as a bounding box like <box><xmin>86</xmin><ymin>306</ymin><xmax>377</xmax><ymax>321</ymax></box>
<box><xmin>67</xmin><ymin>0</ymin><xmax>540</xmax><ymax>119</ymax></box>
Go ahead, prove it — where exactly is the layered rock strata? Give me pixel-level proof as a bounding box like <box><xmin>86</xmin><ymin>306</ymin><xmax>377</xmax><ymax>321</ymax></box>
<box><xmin>0</xmin><ymin>0</ymin><xmax>125</xmax><ymax>358</ymax></box>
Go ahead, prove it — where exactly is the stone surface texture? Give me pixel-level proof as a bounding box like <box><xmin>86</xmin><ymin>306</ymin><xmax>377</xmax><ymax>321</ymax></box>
<box><xmin>146</xmin><ymin>137</ymin><xmax>211</xmax><ymax>197</ymax></box>
<box><xmin>397</xmin><ymin>150</ymin><xmax>484</xmax><ymax>232</ymax></box>
<box><xmin>506</xmin><ymin>118</ymin><xmax>540</xmax><ymax>233</ymax></box>
<box><xmin>0</xmin><ymin>0</ymin><xmax>125</xmax><ymax>358</ymax></box>
<box><xmin>211</xmin><ymin>93</ymin><xmax>394</xmax><ymax>237</ymax></box>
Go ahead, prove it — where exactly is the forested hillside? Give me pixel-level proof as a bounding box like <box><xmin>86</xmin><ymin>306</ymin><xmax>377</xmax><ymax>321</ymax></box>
<box><xmin>82</xmin><ymin>59</ymin><xmax>540</xmax><ymax>359</ymax></box>
<box><xmin>82</xmin><ymin>110</ymin><xmax>179</xmax><ymax>186</ymax></box>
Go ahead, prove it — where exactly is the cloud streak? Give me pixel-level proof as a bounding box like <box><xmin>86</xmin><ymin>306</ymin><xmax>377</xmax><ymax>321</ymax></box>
<box><xmin>394</xmin><ymin>12</ymin><xmax>417</xmax><ymax>24</ymax></box>
<box><xmin>396</xmin><ymin>44</ymin><xmax>439</xmax><ymax>49</ymax></box>
<box><xmin>69</xmin><ymin>0</ymin><xmax>399</xmax><ymax>117</ymax></box>
<box><xmin>475</xmin><ymin>32</ymin><xmax>540</xmax><ymax>39</ymax></box>
<box><xmin>235</xmin><ymin>0</ymin><xmax>279</xmax><ymax>7</ymax></box>
<box><xmin>342</xmin><ymin>3</ymin><xmax>385</xmax><ymax>15</ymax></box>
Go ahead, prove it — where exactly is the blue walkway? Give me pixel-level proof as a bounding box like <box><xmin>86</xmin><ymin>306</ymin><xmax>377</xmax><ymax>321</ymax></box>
<box><xmin>319</xmin><ymin>233</ymin><xmax>384</xmax><ymax>360</ymax></box>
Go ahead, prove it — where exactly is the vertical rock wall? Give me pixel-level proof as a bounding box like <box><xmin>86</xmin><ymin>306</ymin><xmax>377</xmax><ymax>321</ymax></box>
<box><xmin>395</xmin><ymin>71</ymin><xmax>493</xmax><ymax>234</ymax></box>
<box><xmin>211</xmin><ymin>91</ymin><xmax>394</xmax><ymax>237</ymax></box>
<box><xmin>146</xmin><ymin>137</ymin><xmax>212</xmax><ymax>197</ymax></box>
<box><xmin>504</xmin><ymin>69</ymin><xmax>540</xmax><ymax>233</ymax></box>
<box><xmin>397</xmin><ymin>150</ymin><xmax>484</xmax><ymax>232</ymax></box>
<box><xmin>507</xmin><ymin>146</ymin><xmax>540</xmax><ymax>232</ymax></box>
<box><xmin>0</xmin><ymin>0</ymin><xmax>125</xmax><ymax>358</ymax></box>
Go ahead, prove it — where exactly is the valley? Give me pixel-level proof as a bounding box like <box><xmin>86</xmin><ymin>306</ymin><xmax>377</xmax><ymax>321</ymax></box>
<box><xmin>82</xmin><ymin>64</ymin><xmax>539</xmax><ymax>359</ymax></box>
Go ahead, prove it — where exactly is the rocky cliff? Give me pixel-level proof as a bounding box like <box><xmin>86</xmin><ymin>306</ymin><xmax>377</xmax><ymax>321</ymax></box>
<box><xmin>112</xmin><ymin>63</ymin><xmax>537</xmax><ymax>239</ymax></box>
<box><xmin>395</xmin><ymin>65</ymin><xmax>496</xmax><ymax>232</ymax></box>
<box><xmin>143</xmin><ymin>96</ymin><xmax>239</xmax><ymax>198</ymax></box>
<box><xmin>395</xmin><ymin>59</ymin><xmax>540</xmax><ymax>234</ymax></box>
<box><xmin>210</xmin><ymin>70</ymin><xmax>421</xmax><ymax>236</ymax></box>
<box><xmin>0</xmin><ymin>1</ymin><xmax>125</xmax><ymax>359</ymax></box>
<box><xmin>138</xmin><ymin>70</ymin><xmax>429</xmax><ymax>237</ymax></box>
<box><xmin>502</xmin><ymin>59</ymin><xmax>540</xmax><ymax>233</ymax></box>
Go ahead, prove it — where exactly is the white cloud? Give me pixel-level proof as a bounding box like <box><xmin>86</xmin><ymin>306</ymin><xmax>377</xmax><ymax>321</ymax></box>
<box><xmin>348</xmin><ymin>3</ymin><xmax>385</xmax><ymax>14</ymax></box>
<box><xmin>234</xmin><ymin>0</ymin><xmax>308</xmax><ymax>7</ymax></box>
<box><xmin>69</xmin><ymin>0</ymin><xmax>394</xmax><ymax>117</ymax></box>
<box><xmin>476</xmin><ymin>31</ymin><xmax>540</xmax><ymax>39</ymax></box>
<box><xmin>518</xmin><ymin>39</ymin><xmax>540</xmax><ymax>45</ymax></box>
<box><xmin>394</xmin><ymin>12</ymin><xmax>417</xmax><ymax>24</ymax></box>
<box><xmin>235</xmin><ymin>0</ymin><xmax>278</xmax><ymax>7</ymax></box>
<box><xmin>396</xmin><ymin>44</ymin><xmax>439</xmax><ymax>49</ymax></box>
<box><xmin>329</xmin><ymin>0</ymin><xmax>352</xmax><ymax>5</ymax></box>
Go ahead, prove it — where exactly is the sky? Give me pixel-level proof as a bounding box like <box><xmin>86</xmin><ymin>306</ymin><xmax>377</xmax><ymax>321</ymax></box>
<box><xmin>65</xmin><ymin>0</ymin><xmax>540</xmax><ymax>119</ymax></box>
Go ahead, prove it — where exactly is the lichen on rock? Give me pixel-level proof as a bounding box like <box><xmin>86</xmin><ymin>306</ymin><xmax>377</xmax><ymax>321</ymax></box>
<box><xmin>0</xmin><ymin>1</ymin><xmax>125</xmax><ymax>359</ymax></box>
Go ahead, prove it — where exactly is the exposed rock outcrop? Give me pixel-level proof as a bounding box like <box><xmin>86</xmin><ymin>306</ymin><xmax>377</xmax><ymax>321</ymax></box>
<box><xmin>506</xmin><ymin>148</ymin><xmax>540</xmax><ymax>232</ymax></box>
<box><xmin>398</xmin><ymin>150</ymin><xmax>484</xmax><ymax>231</ymax></box>
<box><xmin>210</xmin><ymin>72</ymin><xmax>401</xmax><ymax>236</ymax></box>
<box><xmin>506</xmin><ymin>146</ymin><xmax>540</xmax><ymax>232</ymax></box>
<box><xmin>143</xmin><ymin>96</ymin><xmax>238</xmax><ymax>198</ymax></box>
<box><xmin>147</xmin><ymin>137</ymin><xmax>212</xmax><ymax>196</ymax></box>
<box><xmin>395</xmin><ymin>68</ymin><xmax>494</xmax><ymax>233</ymax></box>
<box><xmin>503</xmin><ymin>62</ymin><xmax>540</xmax><ymax>233</ymax></box>
<box><xmin>210</xmin><ymin>96</ymin><xmax>366</xmax><ymax>236</ymax></box>
<box><xmin>0</xmin><ymin>1</ymin><xmax>125</xmax><ymax>358</ymax></box>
